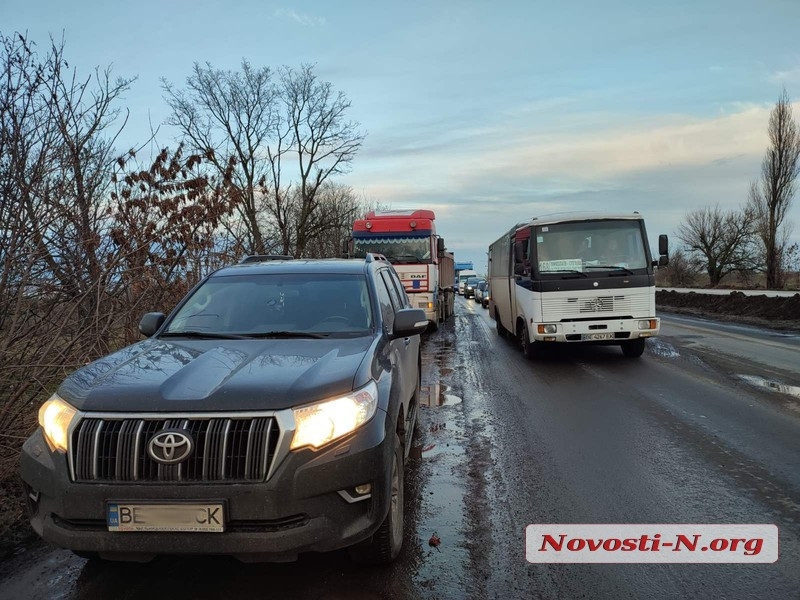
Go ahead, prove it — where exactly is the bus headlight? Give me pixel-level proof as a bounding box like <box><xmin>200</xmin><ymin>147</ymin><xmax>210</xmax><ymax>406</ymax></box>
<box><xmin>638</xmin><ymin>320</ymin><xmax>657</xmax><ymax>330</ymax></box>
<box><xmin>537</xmin><ymin>324</ymin><xmax>557</xmax><ymax>334</ymax></box>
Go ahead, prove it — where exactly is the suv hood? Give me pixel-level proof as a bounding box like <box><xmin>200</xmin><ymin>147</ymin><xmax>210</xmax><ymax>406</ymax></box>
<box><xmin>58</xmin><ymin>337</ymin><xmax>372</xmax><ymax>412</ymax></box>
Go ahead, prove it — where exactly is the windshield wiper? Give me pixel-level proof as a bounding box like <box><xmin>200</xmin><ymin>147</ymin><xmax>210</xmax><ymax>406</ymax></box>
<box><xmin>386</xmin><ymin>254</ymin><xmax>422</xmax><ymax>264</ymax></box>
<box><xmin>160</xmin><ymin>330</ymin><xmax>249</xmax><ymax>340</ymax></box>
<box><xmin>585</xmin><ymin>265</ymin><xmax>635</xmax><ymax>275</ymax></box>
<box><xmin>242</xmin><ymin>331</ymin><xmax>328</xmax><ymax>339</ymax></box>
<box><xmin>541</xmin><ymin>269</ymin><xmax>588</xmax><ymax>278</ymax></box>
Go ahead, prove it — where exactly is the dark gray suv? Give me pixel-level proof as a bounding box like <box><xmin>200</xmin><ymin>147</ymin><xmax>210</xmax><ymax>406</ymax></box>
<box><xmin>20</xmin><ymin>254</ymin><xmax>426</xmax><ymax>564</ymax></box>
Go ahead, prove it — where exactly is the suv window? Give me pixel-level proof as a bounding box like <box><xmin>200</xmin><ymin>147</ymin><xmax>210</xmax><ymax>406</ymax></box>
<box><xmin>166</xmin><ymin>273</ymin><xmax>373</xmax><ymax>335</ymax></box>
<box><xmin>375</xmin><ymin>271</ymin><xmax>396</xmax><ymax>329</ymax></box>
<box><xmin>380</xmin><ymin>270</ymin><xmax>404</xmax><ymax>311</ymax></box>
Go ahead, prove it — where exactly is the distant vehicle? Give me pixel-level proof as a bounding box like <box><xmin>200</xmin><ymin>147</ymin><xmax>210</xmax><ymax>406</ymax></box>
<box><xmin>488</xmin><ymin>212</ymin><xmax>668</xmax><ymax>358</ymax></box>
<box><xmin>481</xmin><ymin>281</ymin><xmax>490</xmax><ymax>309</ymax></box>
<box><xmin>457</xmin><ymin>269</ymin><xmax>477</xmax><ymax>295</ymax></box>
<box><xmin>350</xmin><ymin>209</ymin><xmax>454</xmax><ymax>329</ymax></box>
<box><xmin>463</xmin><ymin>276</ymin><xmax>481</xmax><ymax>299</ymax></box>
<box><xmin>475</xmin><ymin>280</ymin><xmax>487</xmax><ymax>304</ymax></box>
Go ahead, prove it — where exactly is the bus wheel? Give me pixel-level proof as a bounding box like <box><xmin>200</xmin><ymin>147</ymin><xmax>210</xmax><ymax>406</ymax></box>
<box><xmin>521</xmin><ymin>325</ymin><xmax>534</xmax><ymax>359</ymax></box>
<box><xmin>495</xmin><ymin>310</ymin><xmax>506</xmax><ymax>338</ymax></box>
<box><xmin>621</xmin><ymin>338</ymin><xmax>646</xmax><ymax>358</ymax></box>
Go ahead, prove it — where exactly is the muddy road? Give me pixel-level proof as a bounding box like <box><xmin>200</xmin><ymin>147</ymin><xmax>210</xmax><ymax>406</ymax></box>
<box><xmin>2</xmin><ymin>296</ymin><xmax>800</xmax><ymax>599</ymax></box>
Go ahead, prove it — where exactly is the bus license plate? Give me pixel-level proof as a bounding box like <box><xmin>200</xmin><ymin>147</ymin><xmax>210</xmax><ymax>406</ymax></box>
<box><xmin>582</xmin><ymin>333</ymin><xmax>615</xmax><ymax>341</ymax></box>
<box><xmin>107</xmin><ymin>503</ymin><xmax>224</xmax><ymax>532</ymax></box>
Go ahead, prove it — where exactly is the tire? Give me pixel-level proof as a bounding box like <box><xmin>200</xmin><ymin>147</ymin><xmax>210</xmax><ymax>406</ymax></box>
<box><xmin>426</xmin><ymin>319</ymin><xmax>438</xmax><ymax>333</ymax></box>
<box><xmin>349</xmin><ymin>434</ymin><xmax>404</xmax><ymax>565</ymax></box>
<box><xmin>495</xmin><ymin>309</ymin><xmax>507</xmax><ymax>338</ymax></box>
<box><xmin>520</xmin><ymin>323</ymin><xmax>538</xmax><ymax>359</ymax></box>
<box><xmin>621</xmin><ymin>338</ymin><xmax>646</xmax><ymax>358</ymax></box>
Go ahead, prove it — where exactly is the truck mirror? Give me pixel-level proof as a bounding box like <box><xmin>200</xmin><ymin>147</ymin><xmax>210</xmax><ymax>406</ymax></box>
<box><xmin>437</xmin><ymin>237</ymin><xmax>445</xmax><ymax>255</ymax></box>
<box><xmin>658</xmin><ymin>234</ymin><xmax>668</xmax><ymax>257</ymax></box>
<box><xmin>341</xmin><ymin>237</ymin><xmax>352</xmax><ymax>258</ymax></box>
<box><xmin>659</xmin><ymin>255</ymin><xmax>669</xmax><ymax>267</ymax></box>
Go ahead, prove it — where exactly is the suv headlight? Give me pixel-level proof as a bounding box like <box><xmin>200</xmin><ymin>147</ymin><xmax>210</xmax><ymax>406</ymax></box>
<box><xmin>290</xmin><ymin>381</ymin><xmax>378</xmax><ymax>450</ymax></box>
<box><xmin>38</xmin><ymin>395</ymin><xmax>79</xmax><ymax>453</ymax></box>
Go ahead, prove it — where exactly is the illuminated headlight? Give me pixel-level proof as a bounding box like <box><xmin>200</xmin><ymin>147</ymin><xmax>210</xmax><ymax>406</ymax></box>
<box><xmin>638</xmin><ymin>319</ymin><xmax>657</xmax><ymax>330</ymax></box>
<box><xmin>38</xmin><ymin>395</ymin><xmax>79</xmax><ymax>453</ymax></box>
<box><xmin>290</xmin><ymin>381</ymin><xmax>378</xmax><ymax>450</ymax></box>
<box><xmin>537</xmin><ymin>324</ymin><xmax>557</xmax><ymax>334</ymax></box>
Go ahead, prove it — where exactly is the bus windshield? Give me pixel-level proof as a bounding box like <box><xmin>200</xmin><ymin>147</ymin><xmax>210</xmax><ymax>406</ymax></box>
<box><xmin>533</xmin><ymin>220</ymin><xmax>648</xmax><ymax>273</ymax></box>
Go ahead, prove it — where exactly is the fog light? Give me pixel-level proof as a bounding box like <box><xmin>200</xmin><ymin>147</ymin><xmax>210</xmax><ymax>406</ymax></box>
<box><xmin>638</xmin><ymin>319</ymin><xmax>657</xmax><ymax>330</ymax></box>
<box><xmin>355</xmin><ymin>483</ymin><xmax>372</xmax><ymax>495</ymax></box>
<box><xmin>538</xmin><ymin>324</ymin><xmax>557</xmax><ymax>334</ymax></box>
<box><xmin>544</xmin><ymin>336</ymin><xmax>557</xmax><ymax>342</ymax></box>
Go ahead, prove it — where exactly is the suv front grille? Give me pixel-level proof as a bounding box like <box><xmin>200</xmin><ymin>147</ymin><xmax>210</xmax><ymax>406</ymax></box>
<box><xmin>70</xmin><ymin>415</ymin><xmax>279</xmax><ymax>483</ymax></box>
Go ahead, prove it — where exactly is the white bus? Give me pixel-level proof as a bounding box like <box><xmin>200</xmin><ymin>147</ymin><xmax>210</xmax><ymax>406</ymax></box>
<box><xmin>488</xmin><ymin>212</ymin><xmax>668</xmax><ymax>358</ymax></box>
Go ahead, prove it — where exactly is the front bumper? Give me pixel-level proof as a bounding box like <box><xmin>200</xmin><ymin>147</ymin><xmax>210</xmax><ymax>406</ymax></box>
<box><xmin>529</xmin><ymin>317</ymin><xmax>660</xmax><ymax>343</ymax></box>
<box><xmin>20</xmin><ymin>412</ymin><xmax>394</xmax><ymax>562</ymax></box>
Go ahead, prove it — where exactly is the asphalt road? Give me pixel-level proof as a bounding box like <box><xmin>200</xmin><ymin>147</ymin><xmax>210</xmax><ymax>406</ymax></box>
<box><xmin>1</xmin><ymin>297</ymin><xmax>799</xmax><ymax>599</ymax></box>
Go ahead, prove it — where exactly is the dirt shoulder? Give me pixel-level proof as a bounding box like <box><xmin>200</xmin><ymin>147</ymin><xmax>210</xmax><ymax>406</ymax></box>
<box><xmin>656</xmin><ymin>290</ymin><xmax>800</xmax><ymax>332</ymax></box>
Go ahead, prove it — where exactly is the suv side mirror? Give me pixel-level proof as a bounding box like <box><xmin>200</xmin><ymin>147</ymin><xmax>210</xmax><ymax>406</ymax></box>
<box><xmin>139</xmin><ymin>312</ymin><xmax>166</xmax><ymax>337</ymax></box>
<box><xmin>390</xmin><ymin>308</ymin><xmax>428</xmax><ymax>339</ymax></box>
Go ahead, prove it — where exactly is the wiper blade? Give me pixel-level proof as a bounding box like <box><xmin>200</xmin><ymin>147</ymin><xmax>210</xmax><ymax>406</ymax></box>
<box><xmin>243</xmin><ymin>331</ymin><xmax>328</xmax><ymax>339</ymax></box>
<box><xmin>540</xmin><ymin>269</ymin><xmax>588</xmax><ymax>278</ymax></box>
<box><xmin>161</xmin><ymin>331</ymin><xmax>249</xmax><ymax>340</ymax></box>
<box><xmin>585</xmin><ymin>265</ymin><xmax>635</xmax><ymax>275</ymax></box>
<box><xmin>387</xmin><ymin>254</ymin><xmax>422</xmax><ymax>264</ymax></box>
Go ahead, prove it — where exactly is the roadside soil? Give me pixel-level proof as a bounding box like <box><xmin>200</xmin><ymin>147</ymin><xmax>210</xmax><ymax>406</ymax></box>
<box><xmin>657</xmin><ymin>289</ymin><xmax>800</xmax><ymax>332</ymax></box>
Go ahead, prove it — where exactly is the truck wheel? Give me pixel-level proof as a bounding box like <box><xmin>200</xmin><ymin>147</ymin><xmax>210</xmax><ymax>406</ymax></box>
<box><xmin>349</xmin><ymin>433</ymin><xmax>404</xmax><ymax>565</ymax></box>
<box><xmin>427</xmin><ymin>319</ymin><xmax>438</xmax><ymax>332</ymax></box>
<box><xmin>621</xmin><ymin>338</ymin><xmax>646</xmax><ymax>358</ymax></box>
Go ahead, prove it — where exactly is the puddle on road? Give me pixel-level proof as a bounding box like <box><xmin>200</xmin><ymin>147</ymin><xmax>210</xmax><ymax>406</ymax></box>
<box><xmin>738</xmin><ymin>374</ymin><xmax>800</xmax><ymax>402</ymax></box>
<box><xmin>420</xmin><ymin>383</ymin><xmax>462</xmax><ymax>408</ymax></box>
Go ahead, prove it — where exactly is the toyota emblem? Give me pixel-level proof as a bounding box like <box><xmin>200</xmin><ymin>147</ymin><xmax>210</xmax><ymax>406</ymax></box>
<box><xmin>148</xmin><ymin>429</ymin><xmax>194</xmax><ymax>464</ymax></box>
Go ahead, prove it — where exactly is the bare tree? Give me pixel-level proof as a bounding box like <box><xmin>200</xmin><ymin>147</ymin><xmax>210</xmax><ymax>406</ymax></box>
<box><xmin>162</xmin><ymin>61</ymin><xmax>278</xmax><ymax>254</ymax></box>
<box><xmin>677</xmin><ymin>204</ymin><xmax>757</xmax><ymax>286</ymax></box>
<box><xmin>279</xmin><ymin>65</ymin><xmax>365</xmax><ymax>257</ymax></box>
<box><xmin>747</xmin><ymin>89</ymin><xmax>800</xmax><ymax>289</ymax></box>
<box><xmin>657</xmin><ymin>248</ymin><xmax>700</xmax><ymax>287</ymax></box>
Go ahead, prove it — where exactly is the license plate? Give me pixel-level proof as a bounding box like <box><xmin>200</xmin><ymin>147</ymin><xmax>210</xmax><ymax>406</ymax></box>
<box><xmin>107</xmin><ymin>503</ymin><xmax>224</xmax><ymax>532</ymax></box>
<box><xmin>582</xmin><ymin>332</ymin><xmax>615</xmax><ymax>341</ymax></box>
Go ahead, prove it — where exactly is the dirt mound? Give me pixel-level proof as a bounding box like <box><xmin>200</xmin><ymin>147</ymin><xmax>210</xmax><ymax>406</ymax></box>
<box><xmin>656</xmin><ymin>290</ymin><xmax>800</xmax><ymax>332</ymax></box>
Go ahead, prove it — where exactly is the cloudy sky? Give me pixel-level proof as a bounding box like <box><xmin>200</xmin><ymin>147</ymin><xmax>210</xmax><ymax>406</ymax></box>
<box><xmin>4</xmin><ymin>0</ymin><xmax>800</xmax><ymax>271</ymax></box>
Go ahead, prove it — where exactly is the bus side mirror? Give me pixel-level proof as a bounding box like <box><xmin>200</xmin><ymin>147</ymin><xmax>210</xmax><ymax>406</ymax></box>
<box><xmin>659</xmin><ymin>255</ymin><xmax>669</xmax><ymax>267</ymax></box>
<box><xmin>514</xmin><ymin>243</ymin><xmax>524</xmax><ymax>263</ymax></box>
<box><xmin>658</xmin><ymin>234</ymin><xmax>668</xmax><ymax>257</ymax></box>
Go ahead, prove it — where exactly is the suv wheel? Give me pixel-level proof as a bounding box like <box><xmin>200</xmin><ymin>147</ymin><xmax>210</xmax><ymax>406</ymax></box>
<box><xmin>349</xmin><ymin>433</ymin><xmax>404</xmax><ymax>565</ymax></box>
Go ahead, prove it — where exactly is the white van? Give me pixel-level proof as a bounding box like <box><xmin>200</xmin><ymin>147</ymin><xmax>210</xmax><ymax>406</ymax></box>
<box><xmin>457</xmin><ymin>270</ymin><xmax>478</xmax><ymax>295</ymax></box>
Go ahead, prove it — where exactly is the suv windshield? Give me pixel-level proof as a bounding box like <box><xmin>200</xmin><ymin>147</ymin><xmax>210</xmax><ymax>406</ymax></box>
<box><xmin>165</xmin><ymin>273</ymin><xmax>373</xmax><ymax>336</ymax></box>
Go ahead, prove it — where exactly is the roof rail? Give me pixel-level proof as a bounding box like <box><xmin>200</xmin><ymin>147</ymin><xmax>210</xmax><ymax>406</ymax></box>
<box><xmin>239</xmin><ymin>254</ymin><xmax>294</xmax><ymax>264</ymax></box>
<box><xmin>364</xmin><ymin>253</ymin><xmax>388</xmax><ymax>263</ymax></box>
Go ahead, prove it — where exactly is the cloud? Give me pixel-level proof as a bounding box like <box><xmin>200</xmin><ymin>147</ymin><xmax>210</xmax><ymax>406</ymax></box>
<box><xmin>274</xmin><ymin>8</ymin><xmax>326</xmax><ymax>27</ymax></box>
<box><xmin>770</xmin><ymin>66</ymin><xmax>800</xmax><ymax>85</ymax></box>
<box><xmin>345</xmin><ymin>102</ymin><xmax>800</xmax><ymax>271</ymax></box>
